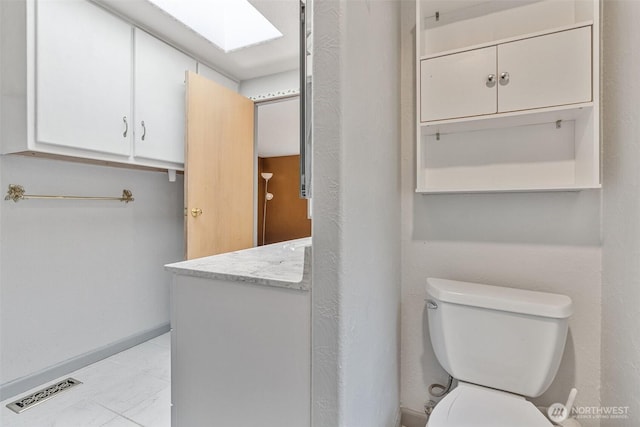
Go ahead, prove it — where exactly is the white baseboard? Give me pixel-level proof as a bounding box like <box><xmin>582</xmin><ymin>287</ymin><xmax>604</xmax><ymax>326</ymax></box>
<box><xmin>394</xmin><ymin>407</ymin><xmax>402</xmax><ymax>427</ymax></box>
<box><xmin>0</xmin><ymin>323</ymin><xmax>170</xmax><ymax>401</ymax></box>
<box><xmin>401</xmin><ymin>407</ymin><xmax>428</xmax><ymax>427</ymax></box>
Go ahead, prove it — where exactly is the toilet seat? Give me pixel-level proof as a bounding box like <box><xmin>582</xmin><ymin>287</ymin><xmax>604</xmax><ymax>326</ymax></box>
<box><xmin>427</xmin><ymin>382</ymin><xmax>553</xmax><ymax>427</ymax></box>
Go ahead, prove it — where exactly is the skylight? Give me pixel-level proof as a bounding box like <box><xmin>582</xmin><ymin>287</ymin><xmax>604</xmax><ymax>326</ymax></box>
<box><xmin>148</xmin><ymin>0</ymin><xmax>283</xmax><ymax>53</ymax></box>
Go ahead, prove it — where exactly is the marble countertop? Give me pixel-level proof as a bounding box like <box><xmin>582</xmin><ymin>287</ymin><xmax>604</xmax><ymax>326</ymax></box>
<box><xmin>165</xmin><ymin>238</ymin><xmax>311</xmax><ymax>291</ymax></box>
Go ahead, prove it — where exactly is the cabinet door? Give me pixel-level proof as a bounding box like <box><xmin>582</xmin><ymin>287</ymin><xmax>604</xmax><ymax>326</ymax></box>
<box><xmin>36</xmin><ymin>0</ymin><xmax>132</xmax><ymax>156</ymax></box>
<box><xmin>420</xmin><ymin>47</ymin><xmax>497</xmax><ymax>122</ymax></box>
<box><xmin>197</xmin><ymin>63</ymin><xmax>239</xmax><ymax>92</ymax></box>
<box><xmin>134</xmin><ymin>29</ymin><xmax>196</xmax><ymax>164</ymax></box>
<box><xmin>498</xmin><ymin>26</ymin><xmax>592</xmax><ymax>113</ymax></box>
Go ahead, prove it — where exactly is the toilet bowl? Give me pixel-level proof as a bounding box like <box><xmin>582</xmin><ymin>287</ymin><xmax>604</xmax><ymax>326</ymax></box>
<box><xmin>425</xmin><ymin>278</ymin><xmax>573</xmax><ymax>427</ymax></box>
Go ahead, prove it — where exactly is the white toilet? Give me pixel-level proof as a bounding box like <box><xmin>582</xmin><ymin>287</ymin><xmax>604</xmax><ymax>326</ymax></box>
<box><xmin>425</xmin><ymin>278</ymin><xmax>573</xmax><ymax>427</ymax></box>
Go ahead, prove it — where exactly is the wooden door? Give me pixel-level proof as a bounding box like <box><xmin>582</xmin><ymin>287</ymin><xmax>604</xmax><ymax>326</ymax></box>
<box><xmin>36</xmin><ymin>0</ymin><xmax>132</xmax><ymax>155</ymax></box>
<box><xmin>497</xmin><ymin>26</ymin><xmax>592</xmax><ymax>113</ymax></box>
<box><xmin>185</xmin><ymin>72</ymin><xmax>254</xmax><ymax>259</ymax></box>
<box><xmin>134</xmin><ymin>29</ymin><xmax>196</xmax><ymax>164</ymax></box>
<box><xmin>420</xmin><ymin>46</ymin><xmax>497</xmax><ymax>122</ymax></box>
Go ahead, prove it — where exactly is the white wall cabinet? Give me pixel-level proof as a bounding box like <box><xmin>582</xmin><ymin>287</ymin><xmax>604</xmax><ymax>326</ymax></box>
<box><xmin>497</xmin><ymin>26</ymin><xmax>592</xmax><ymax>113</ymax></box>
<box><xmin>421</xmin><ymin>26</ymin><xmax>592</xmax><ymax>123</ymax></box>
<box><xmin>134</xmin><ymin>29</ymin><xmax>196</xmax><ymax>165</ymax></box>
<box><xmin>36</xmin><ymin>0</ymin><xmax>132</xmax><ymax>156</ymax></box>
<box><xmin>421</xmin><ymin>47</ymin><xmax>497</xmax><ymax>122</ymax></box>
<box><xmin>416</xmin><ymin>0</ymin><xmax>600</xmax><ymax>193</ymax></box>
<box><xmin>1</xmin><ymin>0</ymin><xmax>212</xmax><ymax>171</ymax></box>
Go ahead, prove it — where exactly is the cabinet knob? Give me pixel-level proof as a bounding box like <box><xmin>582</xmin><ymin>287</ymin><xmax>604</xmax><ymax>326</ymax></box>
<box><xmin>486</xmin><ymin>74</ymin><xmax>496</xmax><ymax>87</ymax></box>
<box><xmin>141</xmin><ymin>121</ymin><xmax>146</xmax><ymax>141</ymax></box>
<box><xmin>122</xmin><ymin>116</ymin><xmax>128</xmax><ymax>138</ymax></box>
<box><xmin>191</xmin><ymin>208</ymin><xmax>203</xmax><ymax>217</ymax></box>
<box><xmin>500</xmin><ymin>72</ymin><xmax>510</xmax><ymax>85</ymax></box>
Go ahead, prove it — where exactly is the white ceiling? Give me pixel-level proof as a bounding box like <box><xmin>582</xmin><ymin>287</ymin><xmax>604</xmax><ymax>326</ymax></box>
<box><xmin>94</xmin><ymin>0</ymin><xmax>299</xmax><ymax>81</ymax></box>
<box><xmin>257</xmin><ymin>97</ymin><xmax>300</xmax><ymax>157</ymax></box>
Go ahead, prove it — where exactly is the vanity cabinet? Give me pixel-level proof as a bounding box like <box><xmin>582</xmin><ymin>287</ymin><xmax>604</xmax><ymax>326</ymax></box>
<box><xmin>134</xmin><ymin>29</ymin><xmax>196</xmax><ymax>165</ymax></box>
<box><xmin>166</xmin><ymin>242</ymin><xmax>312</xmax><ymax>427</ymax></box>
<box><xmin>416</xmin><ymin>0</ymin><xmax>600</xmax><ymax>193</ymax></box>
<box><xmin>1</xmin><ymin>0</ymin><xmax>207</xmax><ymax>171</ymax></box>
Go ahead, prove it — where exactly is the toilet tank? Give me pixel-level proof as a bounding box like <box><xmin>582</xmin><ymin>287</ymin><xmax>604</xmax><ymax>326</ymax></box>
<box><xmin>426</xmin><ymin>278</ymin><xmax>572</xmax><ymax>398</ymax></box>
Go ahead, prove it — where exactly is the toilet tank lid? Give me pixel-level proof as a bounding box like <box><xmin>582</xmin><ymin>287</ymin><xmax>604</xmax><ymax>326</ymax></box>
<box><xmin>426</xmin><ymin>278</ymin><xmax>573</xmax><ymax>318</ymax></box>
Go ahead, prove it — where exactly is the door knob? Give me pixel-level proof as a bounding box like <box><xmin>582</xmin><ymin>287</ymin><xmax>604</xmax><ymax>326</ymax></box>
<box><xmin>191</xmin><ymin>208</ymin><xmax>203</xmax><ymax>217</ymax></box>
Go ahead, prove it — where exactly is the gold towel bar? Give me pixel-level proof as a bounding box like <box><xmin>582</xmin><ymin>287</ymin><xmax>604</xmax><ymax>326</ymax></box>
<box><xmin>4</xmin><ymin>184</ymin><xmax>134</xmax><ymax>203</ymax></box>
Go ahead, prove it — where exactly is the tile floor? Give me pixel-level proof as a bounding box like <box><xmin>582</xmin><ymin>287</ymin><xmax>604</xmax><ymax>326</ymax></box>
<box><xmin>1</xmin><ymin>333</ymin><xmax>171</xmax><ymax>427</ymax></box>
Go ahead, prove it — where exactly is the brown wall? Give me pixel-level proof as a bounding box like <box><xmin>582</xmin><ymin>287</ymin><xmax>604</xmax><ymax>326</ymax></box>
<box><xmin>258</xmin><ymin>155</ymin><xmax>312</xmax><ymax>245</ymax></box>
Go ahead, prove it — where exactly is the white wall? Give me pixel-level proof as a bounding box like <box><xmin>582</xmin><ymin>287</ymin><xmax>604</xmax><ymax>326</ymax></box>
<box><xmin>312</xmin><ymin>1</ymin><xmax>401</xmax><ymax>426</ymax></box>
<box><xmin>0</xmin><ymin>155</ymin><xmax>183</xmax><ymax>386</ymax></box>
<box><xmin>400</xmin><ymin>2</ymin><xmax>602</xmax><ymax>424</ymax></box>
<box><xmin>239</xmin><ymin>69</ymin><xmax>299</xmax><ymax>101</ymax></box>
<box><xmin>601</xmin><ymin>1</ymin><xmax>640</xmax><ymax>424</ymax></box>
<box><xmin>256</xmin><ymin>97</ymin><xmax>300</xmax><ymax>157</ymax></box>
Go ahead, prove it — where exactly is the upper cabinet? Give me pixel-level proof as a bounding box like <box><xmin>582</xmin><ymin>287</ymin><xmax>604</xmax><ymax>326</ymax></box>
<box><xmin>421</xmin><ymin>46</ymin><xmax>497</xmax><ymax>122</ymax></box>
<box><xmin>36</xmin><ymin>0</ymin><xmax>132</xmax><ymax>156</ymax></box>
<box><xmin>197</xmin><ymin>63</ymin><xmax>239</xmax><ymax>92</ymax></box>
<box><xmin>421</xmin><ymin>26</ymin><xmax>592</xmax><ymax>122</ymax></box>
<box><xmin>496</xmin><ymin>26</ymin><xmax>592</xmax><ymax>113</ymax></box>
<box><xmin>1</xmin><ymin>0</ymin><xmax>229</xmax><ymax>172</ymax></box>
<box><xmin>416</xmin><ymin>0</ymin><xmax>601</xmax><ymax>193</ymax></box>
<box><xmin>134</xmin><ymin>29</ymin><xmax>196</xmax><ymax>165</ymax></box>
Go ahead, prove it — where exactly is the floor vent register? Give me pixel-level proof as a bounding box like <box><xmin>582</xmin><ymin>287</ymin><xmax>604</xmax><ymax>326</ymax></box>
<box><xmin>6</xmin><ymin>377</ymin><xmax>82</xmax><ymax>414</ymax></box>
